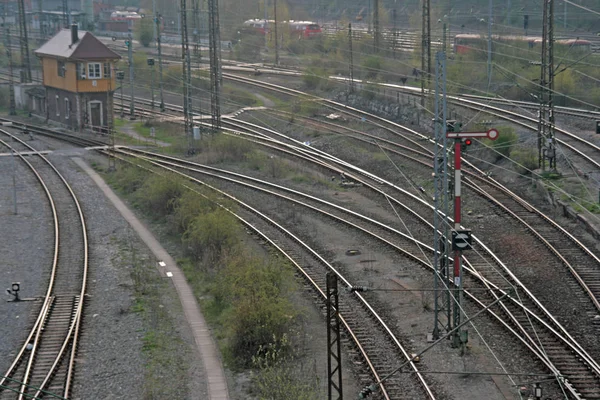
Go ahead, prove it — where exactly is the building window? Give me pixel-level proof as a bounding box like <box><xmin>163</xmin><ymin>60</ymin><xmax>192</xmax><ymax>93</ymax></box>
<box><xmin>55</xmin><ymin>95</ymin><xmax>60</xmax><ymax>116</ymax></box>
<box><xmin>88</xmin><ymin>63</ymin><xmax>101</xmax><ymax>79</ymax></box>
<box><xmin>65</xmin><ymin>98</ymin><xmax>70</xmax><ymax>119</ymax></box>
<box><xmin>77</xmin><ymin>63</ymin><xmax>85</xmax><ymax>79</ymax></box>
<box><xmin>103</xmin><ymin>63</ymin><xmax>111</xmax><ymax>78</ymax></box>
<box><xmin>57</xmin><ymin>60</ymin><xmax>66</xmax><ymax>77</ymax></box>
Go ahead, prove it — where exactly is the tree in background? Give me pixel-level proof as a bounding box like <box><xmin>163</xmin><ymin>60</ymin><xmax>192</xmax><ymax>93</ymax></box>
<box><xmin>136</xmin><ymin>16</ymin><xmax>155</xmax><ymax>47</ymax></box>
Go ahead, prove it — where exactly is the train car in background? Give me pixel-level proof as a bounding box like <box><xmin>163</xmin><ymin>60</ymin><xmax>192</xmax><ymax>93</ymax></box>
<box><xmin>287</xmin><ymin>21</ymin><xmax>322</xmax><ymax>38</ymax></box>
<box><xmin>454</xmin><ymin>34</ymin><xmax>592</xmax><ymax>54</ymax></box>
<box><xmin>110</xmin><ymin>11</ymin><xmax>142</xmax><ymax>23</ymax></box>
<box><xmin>243</xmin><ymin>19</ymin><xmax>321</xmax><ymax>38</ymax></box>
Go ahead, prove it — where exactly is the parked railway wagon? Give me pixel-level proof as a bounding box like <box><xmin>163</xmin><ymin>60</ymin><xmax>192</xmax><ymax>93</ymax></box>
<box><xmin>454</xmin><ymin>34</ymin><xmax>592</xmax><ymax>54</ymax></box>
<box><xmin>243</xmin><ymin>19</ymin><xmax>322</xmax><ymax>38</ymax></box>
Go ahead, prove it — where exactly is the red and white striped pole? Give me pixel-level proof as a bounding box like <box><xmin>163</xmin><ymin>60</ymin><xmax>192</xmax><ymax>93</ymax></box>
<box><xmin>453</xmin><ymin>139</ymin><xmax>464</xmax><ymax>346</ymax></box>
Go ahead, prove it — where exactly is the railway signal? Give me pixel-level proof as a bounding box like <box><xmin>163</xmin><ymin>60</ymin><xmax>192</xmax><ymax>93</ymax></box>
<box><xmin>446</xmin><ymin>126</ymin><xmax>499</xmax><ymax>348</ymax></box>
<box><xmin>596</xmin><ymin>120</ymin><xmax>600</xmax><ymax>134</ymax></box>
<box><xmin>6</xmin><ymin>282</ymin><xmax>20</xmax><ymax>301</ymax></box>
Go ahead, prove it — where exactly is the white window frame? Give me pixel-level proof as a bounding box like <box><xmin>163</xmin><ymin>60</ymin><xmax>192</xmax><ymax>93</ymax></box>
<box><xmin>103</xmin><ymin>63</ymin><xmax>111</xmax><ymax>78</ymax></box>
<box><xmin>88</xmin><ymin>63</ymin><xmax>102</xmax><ymax>79</ymax></box>
<box><xmin>57</xmin><ymin>60</ymin><xmax>66</xmax><ymax>77</ymax></box>
<box><xmin>65</xmin><ymin>98</ymin><xmax>70</xmax><ymax>119</ymax></box>
<box><xmin>55</xmin><ymin>95</ymin><xmax>60</xmax><ymax>116</ymax></box>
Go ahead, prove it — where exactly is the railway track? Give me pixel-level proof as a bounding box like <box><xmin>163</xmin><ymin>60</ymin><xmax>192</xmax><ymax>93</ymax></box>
<box><xmin>110</xmin><ymin>148</ymin><xmax>437</xmax><ymax>400</ymax></box>
<box><xmin>114</xmin><ymin>137</ymin><xmax>600</xmax><ymax>398</ymax></box>
<box><xmin>0</xmin><ymin>128</ymin><xmax>89</xmax><ymax>399</ymax></box>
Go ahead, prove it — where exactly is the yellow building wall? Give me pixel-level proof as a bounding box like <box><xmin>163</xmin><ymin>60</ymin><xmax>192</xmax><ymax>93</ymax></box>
<box><xmin>41</xmin><ymin>57</ymin><xmax>117</xmax><ymax>93</ymax></box>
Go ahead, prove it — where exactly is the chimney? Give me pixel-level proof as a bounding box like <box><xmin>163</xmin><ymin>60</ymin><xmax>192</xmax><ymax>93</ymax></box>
<box><xmin>71</xmin><ymin>24</ymin><xmax>79</xmax><ymax>45</ymax></box>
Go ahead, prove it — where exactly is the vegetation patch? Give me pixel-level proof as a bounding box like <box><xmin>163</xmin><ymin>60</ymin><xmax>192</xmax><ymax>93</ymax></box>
<box><xmin>104</xmin><ymin>162</ymin><xmax>322</xmax><ymax>397</ymax></box>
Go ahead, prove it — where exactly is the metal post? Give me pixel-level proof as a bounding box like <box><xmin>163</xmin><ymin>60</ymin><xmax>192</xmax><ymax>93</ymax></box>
<box><xmin>4</xmin><ymin>24</ymin><xmax>17</xmax><ymax>115</ymax></box>
<box><xmin>442</xmin><ymin>22</ymin><xmax>447</xmax><ymax>54</ymax></box>
<box><xmin>432</xmin><ymin>51</ymin><xmax>451</xmax><ymax>340</ymax></box>
<box><xmin>17</xmin><ymin>0</ymin><xmax>32</xmax><ymax>83</ymax></box>
<box><xmin>326</xmin><ymin>273</ymin><xmax>343</xmax><ymax>400</ymax></box>
<box><xmin>264</xmin><ymin>0</ymin><xmax>268</xmax><ymax>50</ymax></box>
<box><xmin>421</xmin><ymin>0</ymin><xmax>431</xmax><ymax>108</ymax></box>
<box><xmin>180</xmin><ymin>0</ymin><xmax>193</xmax><ymax>153</ymax></box>
<box><xmin>156</xmin><ymin>14</ymin><xmax>165</xmax><ymax>112</ymax></box>
<box><xmin>373</xmin><ymin>0</ymin><xmax>380</xmax><ymax>52</ymax></box>
<box><xmin>348</xmin><ymin>23</ymin><xmax>354</xmax><ymax>93</ymax></box>
<box><xmin>150</xmin><ymin>61</ymin><xmax>155</xmax><ymax>109</ymax></box>
<box><xmin>392</xmin><ymin>9</ymin><xmax>397</xmax><ymax>59</ymax></box>
<box><xmin>152</xmin><ymin>0</ymin><xmax>157</xmax><ymax>43</ymax></box>
<box><xmin>128</xmin><ymin>29</ymin><xmax>135</xmax><ymax>119</ymax></box>
<box><xmin>11</xmin><ymin>150</ymin><xmax>18</xmax><ymax>215</ymax></box>
<box><xmin>487</xmin><ymin>0</ymin><xmax>492</xmax><ymax>88</ymax></box>
<box><xmin>208</xmin><ymin>0</ymin><xmax>222</xmax><ymax>129</ymax></box>
<box><xmin>563</xmin><ymin>0</ymin><xmax>566</xmax><ymax>29</ymax></box>
<box><xmin>452</xmin><ymin>139</ymin><xmax>465</xmax><ymax>348</ymax></box>
<box><xmin>274</xmin><ymin>0</ymin><xmax>279</xmax><ymax>65</ymax></box>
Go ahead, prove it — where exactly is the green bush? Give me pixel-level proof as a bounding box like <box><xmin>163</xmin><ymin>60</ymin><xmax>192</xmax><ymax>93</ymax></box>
<box><xmin>362</xmin><ymin>56</ymin><xmax>382</xmax><ymax>80</ymax></box>
<box><xmin>134</xmin><ymin>173</ymin><xmax>184</xmax><ymax>218</ymax></box>
<box><xmin>219</xmin><ymin>256</ymin><xmax>296</xmax><ymax>368</ymax></box>
<box><xmin>111</xmin><ymin>162</ymin><xmax>149</xmax><ymax>194</ymax></box>
<box><xmin>136</xmin><ymin>17</ymin><xmax>154</xmax><ymax>47</ymax></box>
<box><xmin>206</xmin><ymin>134</ymin><xmax>255</xmax><ymax>163</ymax></box>
<box><xmin>302</xmin><ymin>67</ymin><xmax>328</xmax><ymax>90</ymax></box>
<box><xmin>182</xmin><ymin>208</ymin><xmax>241</xmax><ymax>263</ymax></box>
<box><xmin>511</xmin><ymin>147</ymin><xmax>538</xmax><ymax>175</ymax></box>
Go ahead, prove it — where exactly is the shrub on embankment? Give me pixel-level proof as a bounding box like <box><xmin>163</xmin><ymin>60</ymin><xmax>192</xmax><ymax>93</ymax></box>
<box><xmin>107</xmin><ymin>162</ymin><xmax>320</xmax><ymax>397</ymax></box>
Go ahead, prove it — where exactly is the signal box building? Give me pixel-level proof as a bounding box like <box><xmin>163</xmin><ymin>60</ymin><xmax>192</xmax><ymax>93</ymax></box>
<box><xmin>34</xmin><ymin>25</ymin><xmax>120</xmax><ymax>131</ymax></box>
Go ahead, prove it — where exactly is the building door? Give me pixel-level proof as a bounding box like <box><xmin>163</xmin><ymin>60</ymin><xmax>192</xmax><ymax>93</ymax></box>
<box><xmin>89</xmin><ymin>101</ymin><xmax>103</xmax><ymax>129</ymax></box>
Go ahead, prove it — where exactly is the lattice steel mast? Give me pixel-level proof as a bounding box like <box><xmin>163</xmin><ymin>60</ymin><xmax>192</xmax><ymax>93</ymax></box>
<box><xmin>538</xmin><ymin>0</ymin><xmax>556</xmax><ymax>171</ymax></box>
<box><xmin>207</xmin><ymin>0</ymin><xmax>221</xmax><ymax>129</ymax></box>
<box><xmin>420</xmin><ymin>0</ymin><xmax>431</xmax><ymax>108</ymax></box>
<box><xmin>432</xmin><ymin>51</ymin><xmax>451</xmax><ymax>340</ymax></box>
<box><xmin>17</xmin><ymin>0</ymin><xmax>32</xmax><ymax>83</ymax></box>
<box><xmin>180</xmin><ymin>0</ymin><xmax>194</xmax><ymax>152</ymax></box>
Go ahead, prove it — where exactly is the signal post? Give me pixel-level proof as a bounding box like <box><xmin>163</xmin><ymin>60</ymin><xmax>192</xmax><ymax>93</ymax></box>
<box><xmin>446</xmin><ymin>127</ymin><xmax>499</xmax><ymax>349</ymax></box>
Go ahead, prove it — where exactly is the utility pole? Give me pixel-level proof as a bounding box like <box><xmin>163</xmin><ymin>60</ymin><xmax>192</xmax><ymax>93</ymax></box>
<box><xmin>3</xmin><ymin>24</ymin><xmax>17</xmax><ymax>115</ymax></box>
<box><xmin>107</xmin><ymin>66</ymin><xmax>115</xmax><ymax>171</ymax></box>
<box><xmin>17</xmin><ymin>0</ymin><xmax>32</xmax><ymax>83</ymax></box>
<box><xmin>273</xmin><ymin>0</ymin><xmax>279</xmax><ymax>65</ymax></box>
<box><xmin>563</xmin><ymin>0</ymin><xmax>566</xmax><ymax>29</ymax></box>
<box><xmin>348</xmin><ymin>23</ymin><xmax>354</xmax><ymax>93</ymax></box>
<box><xmin>432</xmin><ymin>51</ymin><xmax>451</xmax><ymax>341</ymax></box>
<box><xmin>117</xmin><ymin>70</ymin><xmax>125</xmax><ymax>117</ymax></box>
<box><xmin>208</xmin><ymin>0</ymin><xmax>221</xmax><ymax>129</ymax></box>
<box><xmin>127</xmin><ymin>29</ymin><xmax>135</xmax><ymax>118</ymax></box>
<box><xmin>538</xmin><ymin>0</ymin><xmax>556</xmax><ymax>171</ymax></box>
<box><xmin>148</xmin><ymin>58</ymin><xmax>155</xmax><ymax>109</ymax></box>
<box><xmin>420</xmin><ymin>0</ymin><xmax>431</xmax><ymax>108</ymax></box>
<box><xmin>62</xmin><ymin>0</ymin><xmax>70</xmax><ymax>27</ymax></box>
<box><xmin>152</xmin><ymin>0</ymin><xmax>157</xmax><ymax>43</ymax></box>
<box><xmin>326</xmin><ymin>273</ymin><xmax>343</xmax><ymax>400</ymax></box>
<box><xmin>487</xmin><ymin>0</ymin><xmax>492</xmax><ymax>88</ymax></box>
<box><xmin>264</xmin><ymin>0</ymin><xmax>268</xmax><ymax>50</ymax></box>
<box><xmin>181</xmin><ymin>0</ymin><xmax>194</xmax><ymax>153</ymax></box>
<box><xmin>192</xmin><ymin>0</ymin><xmax>200</xmax><ymax>59</ymax></box>
<box><xmin>373</xmin><ymin>0</ymin><xmax>380</xmax><ymax>52</ymax></box>
<box><xmin>506</xmin><ymin>0</ymin><xmax>511</xmax><ymax>25</ymax></box>
<box><xmin>392</xmin><ymin>9</ymin><xmax>397</xmax><ymax>59</ymax></box>
<box><xmin>155</xmin><ymin>14</ymin><xmax>165</xmax><ymax>111</ymax></box>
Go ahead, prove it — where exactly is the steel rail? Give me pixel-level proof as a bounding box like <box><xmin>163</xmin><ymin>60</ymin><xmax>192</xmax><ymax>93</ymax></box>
<box><xmin>0</xmin><ymin>129</ymin><xmax>89</xmax><ymax>399</ymax></box>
